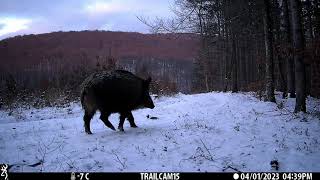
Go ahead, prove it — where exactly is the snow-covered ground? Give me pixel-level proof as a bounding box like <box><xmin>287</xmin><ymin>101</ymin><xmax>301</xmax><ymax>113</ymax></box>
<box><xmin>0</xmin><ymin>92</ymin><xmax>319</xmax><ymax>172</ymax></box>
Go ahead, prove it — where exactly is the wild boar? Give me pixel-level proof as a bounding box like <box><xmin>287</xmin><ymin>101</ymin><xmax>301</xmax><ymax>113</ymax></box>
<box><xmin>80</xmin><ymin>70</ymin><xmax>155</xmax><ymax>134</ymax></box>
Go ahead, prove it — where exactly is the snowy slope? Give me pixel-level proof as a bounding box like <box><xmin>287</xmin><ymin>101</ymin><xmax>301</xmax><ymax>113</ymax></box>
<box><xmin>0</xmin><ymin>92</ymin><xmax>319</xmax><ymax>172</ymax></box>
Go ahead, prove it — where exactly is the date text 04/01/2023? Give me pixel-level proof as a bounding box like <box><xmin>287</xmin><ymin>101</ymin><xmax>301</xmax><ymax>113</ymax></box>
<box><xmin>233</xmin><ymin>172</ymin><xmax>313</xmax><ymax>180</ymax></box>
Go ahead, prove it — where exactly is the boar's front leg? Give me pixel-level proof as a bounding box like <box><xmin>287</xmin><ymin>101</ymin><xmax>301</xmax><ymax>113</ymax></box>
<box><xmin>100</xmin><ymin>112</ymin><xmax>116</xmax><ymax>131</ymax></box>
<box><xmin>127</xmin><ymin>111</ymin><xmax>138</xmax><ymax>128</ymax></box>
<box><xmin>118</xmin><ymin>112</ymin><xmax>126</xmax><ymax>131</ymax></box>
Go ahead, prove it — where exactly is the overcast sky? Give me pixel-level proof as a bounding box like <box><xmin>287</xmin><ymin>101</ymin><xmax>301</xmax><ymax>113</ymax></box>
<box><xmin>0</xmin><ymin>0</ymin><xmax>174</xmax><ymax>40</ymax></box>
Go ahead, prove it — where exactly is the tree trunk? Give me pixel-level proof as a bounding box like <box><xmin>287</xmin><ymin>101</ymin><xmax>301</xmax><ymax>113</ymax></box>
<box><xmin>283</xmin><ymin>0</ymin><xmax>296</xmax><ymax>98</ymax></box>
<box><xmin>205</xmin><ymin>74</ymin><xmax>209</xmax><ymax>92</ymax></box>
<box><xmin>277</xmin><ymin>55</ymin><xmax>287</xmax><ymax>98</ymax></box>
<box><xmin>223</xmin><ymin>0</ymin><xmax>230</xmax><ymax>92</ymax></box>
<box><xmin>315</xmin><ymin>0</ymin><xmax>320</xmax><ymax>38</ymax></box>
<box><xmin>264</xmin><ymin>0</ymin><xmax>276</xmax><ymax>102</ymax></box>
<box><xmin>305</xmin><ymin>0</ymin><xmax>312</xmax><ymax>96</ymax></box>
<box><xmin>290</xmin><ymin>0</ymin><xmax>306</xmax><ymax>112</ymax></box>
<box><xmin>231</xmin><ymin>34</ymin><xmax>238</xmax><ymax>93</ymax></box>
<box><xmin>305</xmin><ymin>0</ymin><xmax>314</xmax><ymax>41</ymax></box>
<box><xmin>273</xmin><ymin>0</ymin><xmax>287</xmax><ymax>98</ymax></box>
<box><xmin>223</xmin><ymin>31</ymin><xmax>230</xmax><ymax>92</ymax></box>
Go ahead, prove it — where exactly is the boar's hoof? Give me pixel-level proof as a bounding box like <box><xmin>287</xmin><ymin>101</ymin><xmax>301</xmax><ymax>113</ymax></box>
<box><xmin>105</xmin><ymin>123</ymin><xmax>116</xmax><ymax>131</ymax></box>
<box><xmin>109</xmin><ymin>126</ymin><xmax>116</xmax><ymax>131</ymax></box>
<box><xmin>85</xmin><ymin>130</ymin><xmax>93</xmax><ymax>134</ymax></box>
<box><xmin>118</xmin><ymin>127</ymin><xmax>124</xmax><ymax>131</ymax></box>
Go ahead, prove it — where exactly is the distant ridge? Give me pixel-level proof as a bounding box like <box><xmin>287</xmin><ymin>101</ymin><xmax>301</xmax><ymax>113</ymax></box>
<box><xmin>0</xmin><ymin>30</ymin><xmax>200</xmax><ymax>71</ymax></box>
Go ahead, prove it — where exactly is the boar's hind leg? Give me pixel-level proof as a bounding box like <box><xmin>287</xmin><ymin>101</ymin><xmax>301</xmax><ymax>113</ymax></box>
<box><xmin>127</xmin><ymin>112</ymin><xmax>138</xmax><ymax>128</ymax></box>
<box><xmin>100</xmin><ymin>112</ymin><xmax>116</xmax><ymax>131</ymax></box>
<box><xmin>84</xmin><ymin>111</ymin><xmax>95</xmax><ymax>134</ymax></box>
<box><xmin>118</xmin><ymin>113</ymin><xmax>127</xmax><ymax>131</ymax></box>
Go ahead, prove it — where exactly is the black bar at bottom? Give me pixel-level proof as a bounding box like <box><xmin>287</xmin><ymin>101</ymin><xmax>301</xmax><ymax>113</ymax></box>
<box><xmin>8</xmin><ymin>172</ymin><xmax>320</xmax><ymax>180</ymax></box>
<box><xmin>8</xmin><ymin>172</ymin><xmax>229</xmax><ymax>180</ymax></box>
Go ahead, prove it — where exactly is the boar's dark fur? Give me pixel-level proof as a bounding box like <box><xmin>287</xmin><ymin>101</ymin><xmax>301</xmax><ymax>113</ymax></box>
<box><xmin>80</xmin><ymin>70</ymin><xmax>155</xmax><ymax>134</ymax></box>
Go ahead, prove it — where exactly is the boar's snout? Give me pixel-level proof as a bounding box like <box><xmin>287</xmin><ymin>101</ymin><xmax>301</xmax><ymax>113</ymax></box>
<box><xmin>149</xmin><ymin>102</ymin><xmax>155</xmax><ymax>109</ymax></box>
<box><xmin>144</xmin><ymin>94</ymin><xmax>155</xmax><ymax>109</ymax></box>
<box><xmin>142</xmin><ymin>77</ymin><xmax>155</xmax><ymax>109</ymax></box>
<box><xmin>147</xmin><ymin>103</ymin><xmax>155</xmax><ymax>109</ymax></box>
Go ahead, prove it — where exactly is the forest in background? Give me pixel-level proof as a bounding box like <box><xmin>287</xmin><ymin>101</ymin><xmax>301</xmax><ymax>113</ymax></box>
<box><xmin>141</xmin><ymin>0</ymin><xmax>319</xmax><ymax>112</ymax></box>
<box><xmin>0</xmin><ymin>0</ymin><xmax>319</xmax><ymax>113</ymax></box>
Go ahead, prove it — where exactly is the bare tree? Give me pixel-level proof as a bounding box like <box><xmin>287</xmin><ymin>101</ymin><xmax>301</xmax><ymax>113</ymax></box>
<box><xmin>264</xmin><ymin>0</ymin><xmax>276</xmax><ymax>102</ymax></box>
<box><xmin>231</xmin><ymin>34</ymin><xmax>238</xmax><ymax>92</ymax></box>
<box><xmin>290</xmin><ymin>0</ymin><xmax>306</xmax><ymax>112</ymax></box>
<box><xmin>283</xmin><ymin>0</ymin><xmax>296</xmax><ymax>98</ymax></box>
<box><xmin>273</xmin><ymin>0</ymin><xmax>287</xmax><ymax>99</ymax></box>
